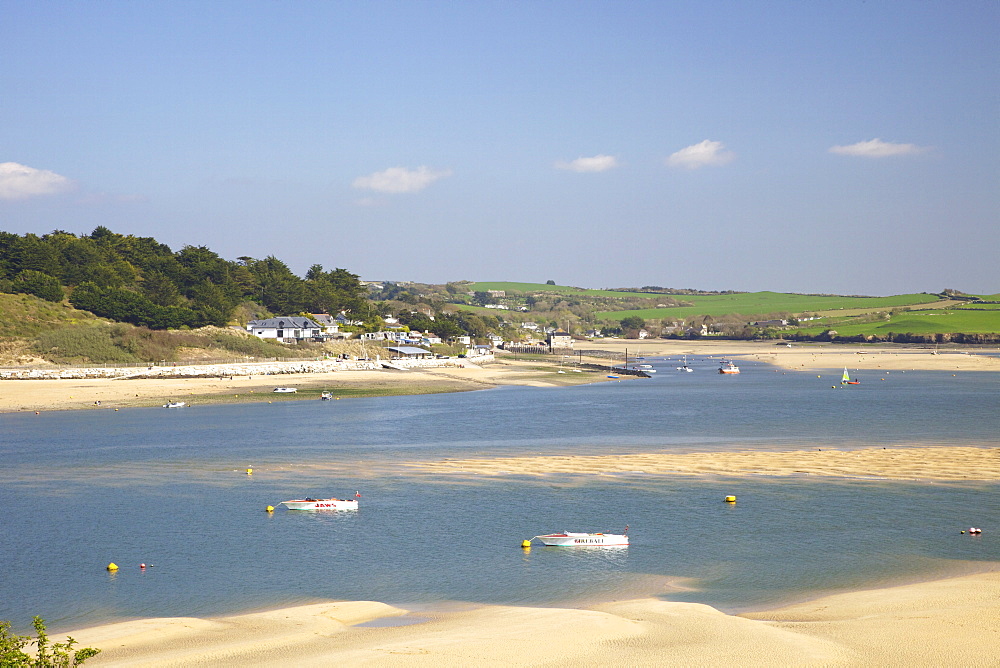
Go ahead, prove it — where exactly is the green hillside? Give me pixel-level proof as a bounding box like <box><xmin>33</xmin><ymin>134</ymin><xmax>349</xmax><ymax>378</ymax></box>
<box><xmin>791</xmin><ymin>309</ymin><xmax>1000</xmax><ymax>336</ymax></box>
<box><xmin>467</xmin><ymin>281</ymin><xmax>645</xmax><ymax>298</ymax></box>
<box><xmin>595</xmin><ymin>291</ymin><xmax>940</xmax><ymax>320</ymax></box>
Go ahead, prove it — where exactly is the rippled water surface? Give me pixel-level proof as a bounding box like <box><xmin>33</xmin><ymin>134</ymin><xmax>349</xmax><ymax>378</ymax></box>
<box><xmin>1</xmin><ymin>359</ymin><xmax>997</xmax><ymax>632</ymax></box>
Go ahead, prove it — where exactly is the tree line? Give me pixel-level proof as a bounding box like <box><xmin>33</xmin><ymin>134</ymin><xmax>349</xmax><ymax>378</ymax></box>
<box><xmin>0</xmin><ymin>227</ymin><xmax>367</xmax><ymax>329</ymax></box>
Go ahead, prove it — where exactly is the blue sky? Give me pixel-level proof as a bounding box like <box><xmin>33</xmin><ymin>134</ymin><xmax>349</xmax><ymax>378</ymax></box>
<box><xmin>2</xmin><ymin>1</ymin><xmax>997</xmax><ymax>295</ymax></box>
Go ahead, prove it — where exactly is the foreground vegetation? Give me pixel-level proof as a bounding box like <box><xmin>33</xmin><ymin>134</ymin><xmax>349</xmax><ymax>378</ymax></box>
<box><xmin>0</xmin><ymin>617</ymin><xmax>99</xmax><ymax>666</ymax></box>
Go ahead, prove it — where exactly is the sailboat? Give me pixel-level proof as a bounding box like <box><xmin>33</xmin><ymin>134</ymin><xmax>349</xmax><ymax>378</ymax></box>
<box><xmin>677</xmin><ymin>355</ymin><xmax>693</xmax><ymax>372</ymax></box>
<box><xmin>841</xmin><ymin>368</ymin><xmax>860</xmax><ymax>385</ymax></box>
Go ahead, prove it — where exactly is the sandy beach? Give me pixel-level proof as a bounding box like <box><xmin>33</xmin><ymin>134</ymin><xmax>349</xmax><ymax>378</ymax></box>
<box><xmin>586</xmin><ymin>338</ymin><xmax>1000</xmax><ymax>373</ymax></box>
<box><xmin>2</xmin><ymin>340</ymin><xmax>996</xmax><ymax>414</ymax></box>
<box><xmin>57</xmin><ymin>570</ymin><xmax>1000</xmax><ymax>667</ymax></box>
<box><xmin>0</xmin><ymin>358</ymin><xmax>605</xmax><ymax>413</ymax></box>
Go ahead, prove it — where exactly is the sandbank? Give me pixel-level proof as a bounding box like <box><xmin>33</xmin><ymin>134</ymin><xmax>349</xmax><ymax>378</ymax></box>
<box><xmin>413</xmin><ymin>445</ymin><xmax>1000</xmax><ymax>481</ymax></box>
<box><xmin>58</xmin><ymin>570</ymin><xmax>1000</xmax><ymax>666</ymax></box>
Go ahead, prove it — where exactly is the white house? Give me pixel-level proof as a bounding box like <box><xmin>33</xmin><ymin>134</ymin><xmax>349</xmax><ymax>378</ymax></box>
<box><xmin>247</xmin><ymin>317</ymin><xmax>322</xmax><ymax>343</ymax></box>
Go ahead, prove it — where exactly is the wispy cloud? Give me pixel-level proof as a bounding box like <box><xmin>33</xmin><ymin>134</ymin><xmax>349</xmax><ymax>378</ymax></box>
<box><xmin>0</xmin><ymin>162</ymin><xmax>74</xmax><ymax>200</ymax></box>
<box><xmin>666</xmin><ymin>140</ymin><xmax>735</xmax><ymax>169</ymax></box>
<box><xmin>829</xmin><ymin>138</ymin><xmax>925</xmax><ymax>158</ymax></box>
<box><xmin>352</xmin><ymin>166</ymin><xmax>452</xmax><ymax>194</ymax></box>
<box><xmin>554</xmin><ymin>155</ymin><xmax>619</xmax><ymax>172</ymax></box>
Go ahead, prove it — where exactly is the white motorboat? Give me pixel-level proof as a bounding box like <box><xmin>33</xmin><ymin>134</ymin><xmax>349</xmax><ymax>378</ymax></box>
<box><xmin>320</xmin><ymin>391</ymin><xmax>334</xmax><ymax>400</ymax></box>
<box><xmin>280</xmin><ymin>496</ymin><xmax>359</xmax><ymax>510</ymax></box>
<box><xmin>272</xmin><ymin>387</ymin><xmax>297</xmax><ymax>393</ymax></box>
<box><xmin>531</xmin><ymin>531</ymin><xmax>629</xmax><ymax>547</ymax></box>
<box><xmin>163</xmin><ymin>401</ymin><xmax>186</xmax><ymax>408</ymax></box>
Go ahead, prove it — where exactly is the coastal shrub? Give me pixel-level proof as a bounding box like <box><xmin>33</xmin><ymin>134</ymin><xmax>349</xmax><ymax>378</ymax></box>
<box><xmin>0</xmin><ymin>616</ymin><xmax>100</xmax><ymax>666</ymax></box>
<box><xmin>34</xmin><ymin>325</ymin><xmax>144</xmax><ymax>364</ymax></box>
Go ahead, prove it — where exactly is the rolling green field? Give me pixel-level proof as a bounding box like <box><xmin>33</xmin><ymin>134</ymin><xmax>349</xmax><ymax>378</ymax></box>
<box><xmin>790</xmin><ymin>309</ymin><xmax>1000</xmax><ymax>336</ymax></box>
<box><xmin>467</xmin><ymin>281</ymin><xmax>646</xmax><ymax>298</ymax></box>
<box><xmin>594</xmin><ymin>291</ymin><xmax>940</xmax><ymax>321</ymax></box>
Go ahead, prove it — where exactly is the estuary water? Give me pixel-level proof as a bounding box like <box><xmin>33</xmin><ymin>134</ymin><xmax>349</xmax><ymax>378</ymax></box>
<box><xmin>1</xmin><ymin>356</ymin><xmax>998</xmax><ymax>633</ymax></box>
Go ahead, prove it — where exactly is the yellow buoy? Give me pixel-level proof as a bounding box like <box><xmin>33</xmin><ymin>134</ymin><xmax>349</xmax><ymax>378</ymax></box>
<box><xmin>725</xmin><ymin>495</ymin><xmax>737</xmax><ymax>503</ymax></box>
<box><xmin>106</xmin><ymin>562</ymin><xmax>119</xmax><ymax>571</ymax></box>
<box><xmin>521</xmin><ymin>540</ymin><xmax>532</xmax><ymax>548</ymax></box>
<box><xmin>266</xmin><ymin>505</ymin><xmax>274</xmax><ymax>512</ymax></box>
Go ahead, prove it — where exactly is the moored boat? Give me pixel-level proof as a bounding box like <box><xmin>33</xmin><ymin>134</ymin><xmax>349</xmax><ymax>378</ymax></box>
<box><xmin>841</xmin><ymin>367</ymin><xmax>860</xmax><ymax>384</ymax></box>
<box><xmin>320</xmin><ymin>391</ymin><xmax>333</xmax><ymax>400</ymax></box>
<box><xmin>280</xmin><ymin>496</ymin><xmax>359</xmax><ymax>510</ymax></box>
<box><xmin>718</xmin><ymin>361</ymin><xmax>740</xmax><ymax>374</ymax></box>
<box><xmin>531</xmin><ymin>531</ymin><xmax>629</xmax><ymax>547</ymax></box>
<box><xmin>163</xmin><ymin>401</ymin><xmax>187</xmax><ymax>408</ymax></box>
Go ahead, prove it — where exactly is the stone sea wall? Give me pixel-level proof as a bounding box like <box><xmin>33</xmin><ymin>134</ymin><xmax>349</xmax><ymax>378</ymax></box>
<box><xmin>0</xmin><ymin>354</ymin><xmax>494</xmax><ymax>380</ymax></box>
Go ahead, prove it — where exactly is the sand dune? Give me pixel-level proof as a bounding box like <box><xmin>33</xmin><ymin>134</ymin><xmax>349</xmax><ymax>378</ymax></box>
<box><xmin>63</xmin><ymin>571</ymin><xmax>1000</xmax><ymax>666</ymax></box>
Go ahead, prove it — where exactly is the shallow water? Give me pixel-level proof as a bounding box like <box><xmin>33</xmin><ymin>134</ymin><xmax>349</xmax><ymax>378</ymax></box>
<box><xmin>1</xmin><ymin>359</ymin><xmax>997</xmax><ymax>632</ymax></box>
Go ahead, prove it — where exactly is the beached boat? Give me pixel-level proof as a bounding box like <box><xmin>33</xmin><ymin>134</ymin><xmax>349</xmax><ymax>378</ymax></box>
<box><xmin>718</xmin><ymin>361</ymin><xmax>740</xmax><ymax>374</ymax></box>
<box><xmin>272</xmin><ymin>387</ymin><xmax>297</xmax><ymax>393</ymax></box>
<box><xmin>320</xmin><ymin>391</ymin><xmax>333</xmax><ymax>400</ymax></box>
<box><xmin>280</xmin><ymin>496</ymin><xmax>359</xmax><ymax>510</ymax></box>
<box><xmin>163</xmin><ymin>401</ymin><xmax>186</xmax><ymax>408</ymax></box>
<box><xmin>841</xmin><ymin>368</ymin><xmax>860</xmax><ymax>384</ymax></box>
<box><xmin>531</xmin><ymin>531</ymin><xmax>629</xmax><ymax>547</ymax></box>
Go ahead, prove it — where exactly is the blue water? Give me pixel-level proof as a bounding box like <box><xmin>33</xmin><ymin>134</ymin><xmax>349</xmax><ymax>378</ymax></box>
<box><xmin>1</xmin><ymin>358</ymin><xmax>998</xmax><ymax>633</ymax></box>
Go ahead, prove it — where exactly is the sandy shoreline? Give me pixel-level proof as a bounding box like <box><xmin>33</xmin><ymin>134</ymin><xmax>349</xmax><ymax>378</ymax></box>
<box><xmin>2</xmin><ymin>340</ymin><xmax>996</xmax><ymax>414</ymax></box>
<box><xmin>56</xmin><ymin>569</ymin><xmax>1000</xmax><ymax>667</ymax></box>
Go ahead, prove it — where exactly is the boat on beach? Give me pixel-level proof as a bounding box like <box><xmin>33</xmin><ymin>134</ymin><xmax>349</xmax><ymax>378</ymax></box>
<box><xmin>272</xmin><ymin>387</ymin><xmax>297</xmax><ymax>393</ymax></box>
<box><xmin>531</xmin><ymin>531</ymin><xmax>629</xmax><ymax>547</ymax></box>
<box><xmin>718</xmin><ymin>361</ymin><xmax>740</xmax><ymax>374</ymax></box>
<box><xmin>280</xmin><ymin>496</ymin><xmax>359</xmax><ymax>510</ymax></box>
<box><xmin>320</xmin><ymin>391</ymin><xmax>333</xmax><ymax>400</ymax></box>
<box><xmin>163</xmin><ymin>401</ymin><xmax>186</xmax><ymax>408</ymax></box>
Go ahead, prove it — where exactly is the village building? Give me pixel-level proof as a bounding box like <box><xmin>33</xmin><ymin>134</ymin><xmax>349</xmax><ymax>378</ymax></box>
<box><xmin>247</xmin><ymin>317</ymin><xmax>323</xmax><ymax>343</ymax></box>
<box><xmin>547</xmin><ymin>330</ymin><xmax>574</xmax><ymax>348</ymax></box>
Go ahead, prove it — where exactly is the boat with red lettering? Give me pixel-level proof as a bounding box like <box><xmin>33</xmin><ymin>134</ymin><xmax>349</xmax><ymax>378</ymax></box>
<box><xmin>531</xmin><ymin>529</ymin><xmax>629</xmax><ymax>547</ymax></box>
<box><xmin>280</xmin><ymin>495</ymin><xmax>359</xmax><ymax>510</ymax></box>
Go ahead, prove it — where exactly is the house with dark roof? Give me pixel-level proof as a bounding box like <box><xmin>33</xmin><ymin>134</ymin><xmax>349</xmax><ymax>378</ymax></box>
<box><xmin>247</xmin><ymin>317</ymin><xmax>322</xmax><ymax>343</ymax></box>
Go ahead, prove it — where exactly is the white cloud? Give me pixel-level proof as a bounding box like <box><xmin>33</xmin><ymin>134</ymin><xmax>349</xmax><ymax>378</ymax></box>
<box><xmin>666</xmin><ymin>140</ymin><xmax>735</xmax><ymax>169</ymax></box>
<box><xmin>555</xmin><ymin>155</ymin><xmax>619</xmax><ymax>172</ymax></box>
<box><xmin>829</xmin><ymin>138</ymin><xmax>925</xmax><ymax>158</ymax></box>
<box><xmin>351</xmin><ymin>166</ymin><xmax>452</xmax><ymax>194</ymax></box>
<box><xmin>0</xmin><ymin>162</ymin><xmax>73</xmax><ymax>200</ymax></box>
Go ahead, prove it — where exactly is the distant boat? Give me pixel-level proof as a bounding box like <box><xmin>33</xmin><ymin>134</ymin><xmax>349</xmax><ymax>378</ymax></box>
<box><xmin>677</xmin><ymin>355</ymin><xmax>693</xmax><ymax>372</ymax></box>
<box><xmin>607</xmin><ymin>375</ymin><xmax>620</xmax><ymax>379</ymax></box>
<box><xmin>163</xmin><ymin>401</ymin><xmax>186</xmax><ymax>408</ymax></box>
<box><xmin>320</xmin><ymin>391</ymin><xmax>333</xmax><ymax>400</ymax></box>
<box><xmin>718</xmin><ymin>361</ymin><xmax>740</xmax><ymax>374</ymax></box>
<box><xmin>272</xmin><ymin>387</ymin><xmax>297</xmax><ymax>393</ymax></box>
<box><xmin>841</xmin><ymin>368</ymin><xmax>860</xmax><ymax>385</ymax></box>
